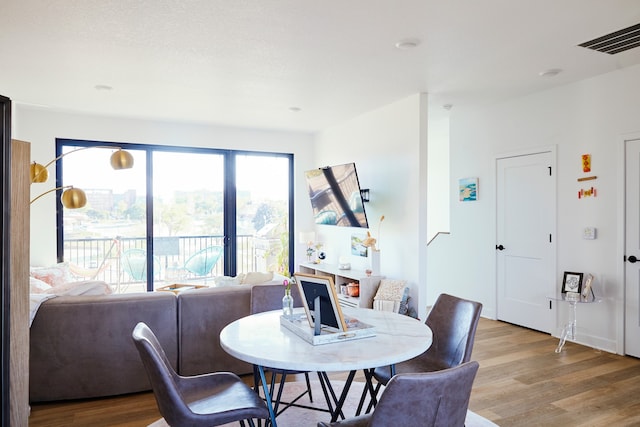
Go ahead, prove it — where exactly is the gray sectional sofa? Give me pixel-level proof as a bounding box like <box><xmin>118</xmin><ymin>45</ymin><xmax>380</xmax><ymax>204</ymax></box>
<box><xmin>29</xmin><ymin>281</ymin><xmax>284</xmax><ymax>402</ymax></box>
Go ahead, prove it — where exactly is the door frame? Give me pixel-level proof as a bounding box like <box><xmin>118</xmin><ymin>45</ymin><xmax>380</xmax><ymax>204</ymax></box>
<box><xmin>494</xmin><ymin>145</ymin><xmax>558</xmax><ymax>331</ymax></box>
<box><xmin>617</xmin><ymin>132</ymin><xmax>640</xmax><ymax>355</ymax></box>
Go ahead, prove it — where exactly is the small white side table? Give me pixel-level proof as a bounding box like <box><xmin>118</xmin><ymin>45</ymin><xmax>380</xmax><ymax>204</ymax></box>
<box><xmin>549</xmin><ymin>294</ymin><xmax>601</xmax><ymax>353</ymax></box>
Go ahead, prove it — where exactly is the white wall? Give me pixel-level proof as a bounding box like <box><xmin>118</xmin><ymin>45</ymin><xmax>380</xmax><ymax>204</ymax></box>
<box><xmin>429</xmin><ymin>63</ymin><xmax>640</xmax><ymax>353</ymax></box>
<box><xmin>427</xmin><ymin>113</ymin><xmax>450</xmax><ymax>241</ymax></box>
<box><xmin>14</xmin><ymin>105</ymin><xmax>315</xmax><ymax>267</ymax></box>
<box><xmin>313</xmin><ymin>94</ymin><xmax>429</xmax><ymax>320</ymax></box>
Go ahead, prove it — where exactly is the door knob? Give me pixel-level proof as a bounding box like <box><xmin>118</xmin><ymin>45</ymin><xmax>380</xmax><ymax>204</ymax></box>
<box><xmin>628</xmin><ymin>255</ymin><xmax>638</xmax><ymax>263</ymax></box>
<box><xmin>496</xmin><ymin>244</ymin><xmax>505</xmax><ymax>251</ymax></box>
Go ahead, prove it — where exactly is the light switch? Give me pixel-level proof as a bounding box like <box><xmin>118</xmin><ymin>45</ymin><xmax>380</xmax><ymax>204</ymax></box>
<box><xmin>583</xmin><ymin>227</ymin><xmax>597</xmax><ymax>240</ymax></box>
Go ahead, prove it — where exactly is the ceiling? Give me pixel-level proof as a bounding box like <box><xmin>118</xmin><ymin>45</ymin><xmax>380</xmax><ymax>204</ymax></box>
<box><xmin>2</xmin><ymin>0</ymin><xmax>640</xmax><ymax>133</ymax></box>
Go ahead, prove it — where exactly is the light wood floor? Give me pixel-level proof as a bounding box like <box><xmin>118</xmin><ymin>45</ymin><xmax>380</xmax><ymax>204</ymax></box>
<box><xmin>28</xmin><ymin>318</ymin><xmax>640</xmax><ymax>426</ymax></box>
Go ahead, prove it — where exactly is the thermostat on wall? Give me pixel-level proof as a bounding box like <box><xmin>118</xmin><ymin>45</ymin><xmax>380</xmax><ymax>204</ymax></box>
<box><xmin>583</xmin><ymin>227</ymin><xmax>597</xmax><ymax>240</ymax></box>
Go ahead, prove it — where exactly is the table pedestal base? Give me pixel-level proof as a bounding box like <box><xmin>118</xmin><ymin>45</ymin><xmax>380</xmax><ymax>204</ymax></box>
<box><xmin>555</xmin><ymin>300</ymin><xmax>577</xmax><ymax>353</ymax></box>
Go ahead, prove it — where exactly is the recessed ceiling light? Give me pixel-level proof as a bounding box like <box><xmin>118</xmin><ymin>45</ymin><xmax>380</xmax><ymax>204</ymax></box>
<box><xmin>538</xmin><ymin>68</ymin><xmax>563</xmax><ymax>77</ymax></box>
<box><xmin>94</xmin><ymin>84</ymin><xmax>113</xmax><ymax>91</ymax></box>
<box><xmin>395</xmin><ymin>38</ymin><xmax>421</xmax><ymax>50</ymax></box>
<box><xmin>288</xmin><ymin>107</ymin><xmax>301</xmax><ymax>112</ymax></box>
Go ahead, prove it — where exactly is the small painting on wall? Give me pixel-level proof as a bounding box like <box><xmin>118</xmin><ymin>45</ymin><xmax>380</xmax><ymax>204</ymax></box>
<box><xmin>459</xmin><ymin>177</ymin><xmax>478</xmax><ymax>202</ymax></box>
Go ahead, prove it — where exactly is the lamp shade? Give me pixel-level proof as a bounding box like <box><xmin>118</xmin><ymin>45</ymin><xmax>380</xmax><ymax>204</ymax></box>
<box><xmin>299</xmin><ymin>231</ymin><xmax>316</xmax><ymax>244</ymax></box>
<box><xmin>110</xmin><ymin>149</ymin><xmax>134</xmax><ymax>170</ymax></box>
<box><xmin>61</xmin><ymin>187</ymin><xmax>87</xmax><ymax>209</ymax></box>
<box><xmin>30</xmin><ymin>162</ymin><xmax>49</xmax><ymax>183</ymax></box>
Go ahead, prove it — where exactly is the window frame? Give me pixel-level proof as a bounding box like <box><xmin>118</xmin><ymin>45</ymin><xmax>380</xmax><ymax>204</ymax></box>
<box><xmin>55</xmin><ymin>138</ymin><xmax>294</xmax><ymax>290</ymax></box>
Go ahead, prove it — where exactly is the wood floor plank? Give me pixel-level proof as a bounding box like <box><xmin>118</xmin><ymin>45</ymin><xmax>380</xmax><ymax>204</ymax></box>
<box><xmin>28</xmin><ymin>318</ymin><xmax>640</xmax><ymax>426</ymax></box>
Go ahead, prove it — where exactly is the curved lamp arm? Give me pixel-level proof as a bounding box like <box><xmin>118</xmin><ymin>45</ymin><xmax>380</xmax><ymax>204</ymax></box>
<box><xmin>30</xmin><ymin>186</ymin><xmax>87</xmax><ymax>209</ymax></box>
<box><xmin>31</xmin><ymin>146</ymin><xmax>134</xmax><ymax>183</ymax></box>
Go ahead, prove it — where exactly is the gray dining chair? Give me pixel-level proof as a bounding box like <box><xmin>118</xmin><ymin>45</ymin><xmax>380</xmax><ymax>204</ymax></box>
<box><xmin>362</xmin><ymin>293</ymin><xmax>482</xmax><ymax>412</ymax></box>
<box><xmin>132</xmin><ymin>322</ymin><xmax>269</xmax><ymax>427</ymax></box>
<box><xmin>318</xmin><ymin>361</ymin><xmax>480</xmax><ymax>427</ymax></box>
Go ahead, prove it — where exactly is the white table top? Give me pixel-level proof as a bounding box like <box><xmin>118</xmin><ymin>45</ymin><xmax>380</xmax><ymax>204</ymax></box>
<box><xmin>220</xmin><ymin>307</ymin><xmax>432</xmax><ymax>372</ymax></box>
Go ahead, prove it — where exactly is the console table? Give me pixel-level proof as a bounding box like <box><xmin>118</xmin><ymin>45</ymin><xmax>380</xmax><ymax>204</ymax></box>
<box><xmin>549</xmin><ymin>294</ymin><xmax>601</xmax><ymax>353</ymax></box>
<box><xmin>298</xmin><ymin>263</ymin><xmax>383</xmax><ymax>308</ymax></box>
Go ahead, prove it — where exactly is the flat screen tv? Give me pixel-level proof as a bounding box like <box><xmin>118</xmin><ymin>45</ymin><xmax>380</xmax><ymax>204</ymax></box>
<box><xmin>304</xmin><ymin>163</ymin><xmax>369</xmax><ymax>228</ymax></box>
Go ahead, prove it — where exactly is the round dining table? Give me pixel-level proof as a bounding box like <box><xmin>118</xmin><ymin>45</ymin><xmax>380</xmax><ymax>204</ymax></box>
<box><xmin>220</xmin><ymin>306</ymin><xmax>432</xmax><ymax>427</ymax></box>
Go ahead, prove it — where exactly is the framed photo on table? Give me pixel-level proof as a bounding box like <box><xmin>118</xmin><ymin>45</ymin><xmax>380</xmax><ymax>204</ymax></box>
<box><xmin>294</xmin><ymin>273</ymin><xmax>347</xmax><ymax>332</ymax></box>
<box><xmin>581</xmin><ymin>273</ymin><xmax>595</xmax><ymax>299</ymax></box>
<box><xmin>561</xmin><ymin>271</ymin><xmax>583</xmax><ymax>294</ymax></box>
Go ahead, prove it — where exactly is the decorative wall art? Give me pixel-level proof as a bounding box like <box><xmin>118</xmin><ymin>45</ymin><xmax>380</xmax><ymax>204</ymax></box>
<box><xmin>578</xmin><ymin>154</ymin><xmax>597</xmax><ymax>199</ymax></box>
<box><xmin>350</xmin><ymin>234</ymin><xmax>368</xmax><ymax>257</ymax></box>
<box><xmin>582</xmin><ymin>154</ymin><xmax>591</xmax><ymax>173</ymax></box>
<box><xmin>459</xmin><ymin>177</ymin><xmax>478</xmax><ymax>202</ymax></box>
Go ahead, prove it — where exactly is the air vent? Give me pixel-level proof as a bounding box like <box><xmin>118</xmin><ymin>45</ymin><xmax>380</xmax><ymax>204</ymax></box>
<box><xmin>578</xmin><ymin>23</ymin><xmax>640</xmax><ymax>55</ymax></box>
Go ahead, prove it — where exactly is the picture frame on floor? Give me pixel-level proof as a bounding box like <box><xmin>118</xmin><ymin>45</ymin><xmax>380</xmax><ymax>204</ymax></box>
<box><xmin>561</xmin><ymin>271</ymin><xmax>583</xmax><ymax>294</ymax></box>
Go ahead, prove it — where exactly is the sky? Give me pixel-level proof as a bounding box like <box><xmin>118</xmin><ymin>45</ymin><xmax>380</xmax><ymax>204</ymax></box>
<box><xmin>58</xmin><ymin>147</ymin><xmax>290</xmax><ymax>201</ymax></box>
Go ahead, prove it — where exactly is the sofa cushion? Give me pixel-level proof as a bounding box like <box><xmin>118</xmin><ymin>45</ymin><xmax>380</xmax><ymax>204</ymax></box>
<box><xmin>29</xmin><ymin>292</ymin><xmax>178</xmax><ymax>402</ymax></box>
<box><xmin>177</xmin><ymin>285</ymin><xmax>254</xmax><ymax>376</ymax></box>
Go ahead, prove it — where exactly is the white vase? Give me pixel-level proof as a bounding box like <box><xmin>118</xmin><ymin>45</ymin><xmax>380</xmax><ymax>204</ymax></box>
<box><xmin>370</xmin><ymin>250</ymin><xmax>381</xmax><ymax>275</ymax></box>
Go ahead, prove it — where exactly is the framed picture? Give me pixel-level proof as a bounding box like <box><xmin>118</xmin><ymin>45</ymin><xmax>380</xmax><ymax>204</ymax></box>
<box><xmin>350</xmin><ymin>233</ymin><xmax>368</xmax><ymax>257</ymax></box>
<box><xmin>459</xmin><ymin>177</ymin><xmax>478</xmax><ymax>201</ymax></box>
<box><xmin>582</xmin><ymin>273</ymin><xmax>595</xmax><ymax>299</ymax></box>
<box><xmin>562</xmin><ymin>271</ymin><xmax>583</xmax><ymax>294</ymax></box>
<box><xmin>293</xmin><ymin>273</ymin><xmax>347</xmax><ymax>332</ymax></box>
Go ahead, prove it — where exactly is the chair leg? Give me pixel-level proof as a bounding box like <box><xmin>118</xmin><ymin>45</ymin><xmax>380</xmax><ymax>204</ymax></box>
<box><xmin>253</xmin><ymin>365</ymin><xmax>258</xmax><ymax>391</ymax></box>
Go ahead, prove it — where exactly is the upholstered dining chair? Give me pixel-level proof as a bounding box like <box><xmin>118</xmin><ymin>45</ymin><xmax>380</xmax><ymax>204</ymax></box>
<box><xmin>250</xmin><ymin>283</ymin><xmax>315</xmax><ymax>415</ymax></box>
<box><xmin>132</xmin><ymin>322</ymin><xmax>269</xmax><ymax>427</ymax></box>
<box><xmin>363</xmin><ymin>293</ymin><xmax>482</xmax><ymax>411</ymax></box>
<box><xmin>318</xmin><ymin>361</ymin><xmax>480</xmax><ymax>427</ymax></box>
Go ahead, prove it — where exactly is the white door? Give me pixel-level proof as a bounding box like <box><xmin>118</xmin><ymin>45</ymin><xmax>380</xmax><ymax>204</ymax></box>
<box><xmin>497</xmin><ymin>151</ymin><xmax>555</xmax><ymax>333</ymax></box>
<box><xmin>624</xmin><ymin>138</ymin><xmax>640</xmax><ymax>357</ymax></box>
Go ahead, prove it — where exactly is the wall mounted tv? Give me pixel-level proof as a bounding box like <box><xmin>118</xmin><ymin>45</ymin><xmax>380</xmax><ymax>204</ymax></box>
<box><xmin>304</xmin><ymin>162</ymin><xmax>369</xmax><ymax>228</ymax></box>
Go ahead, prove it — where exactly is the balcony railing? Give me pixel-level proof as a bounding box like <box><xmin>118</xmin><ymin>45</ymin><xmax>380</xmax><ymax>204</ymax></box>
<box><xmin>64</xmin><ymin>234</ymin><xmax>264</xmax><ymax>293</ymax></box>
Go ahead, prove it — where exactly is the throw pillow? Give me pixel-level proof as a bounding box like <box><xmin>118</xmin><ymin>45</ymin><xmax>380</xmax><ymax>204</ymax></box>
<box><xmin>30</xmin><ymin>262</ymin><xmax>72</xmax><ymax>288</ymax></box>
<box><xmin>241</xmin><ymin>271</ymin><xmax>274</xmax><ymax>285</ymax></box>
<box><xmin>214</xmin><ymin>276</ymin><xmax>242</xmax><ymax>287</ymax></box>
<box><xmin>46</xmin><ymin>280</ymin><xmax>113</xmax><ymax>296</ymax></box>
<box><xmin>373</xmin><ymin>279</ymin><xmax>409</xmax><ymax>314</ymax></box>
<box><xmin>29</xmin><ymin>276</ymin><xmax>52</xmax><ymax>294</ymax></box>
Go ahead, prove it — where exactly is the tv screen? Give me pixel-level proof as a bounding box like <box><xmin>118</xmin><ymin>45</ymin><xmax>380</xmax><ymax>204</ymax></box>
<box><xmin>304</xmin><ymin>162</ymin><xmax>369</xmax><ymax>228</ymax></box>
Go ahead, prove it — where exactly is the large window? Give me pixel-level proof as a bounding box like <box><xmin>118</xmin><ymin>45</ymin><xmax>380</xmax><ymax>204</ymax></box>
<box><xmin>57</xmin><ymin>140</ymin><xmax>293</xmax><ymax>293</ymax></box>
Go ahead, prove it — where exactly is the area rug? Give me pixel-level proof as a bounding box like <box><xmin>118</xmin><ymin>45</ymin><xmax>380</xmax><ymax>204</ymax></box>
<box><xmin>250</xmin><ymin>381</ymin><xmax>499</xmax><ymax>427</ymax></box>
<box><xmin>177</xmin><ymin>380</ymin><xmax>499</xmax><ymax>427</ymax></box>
